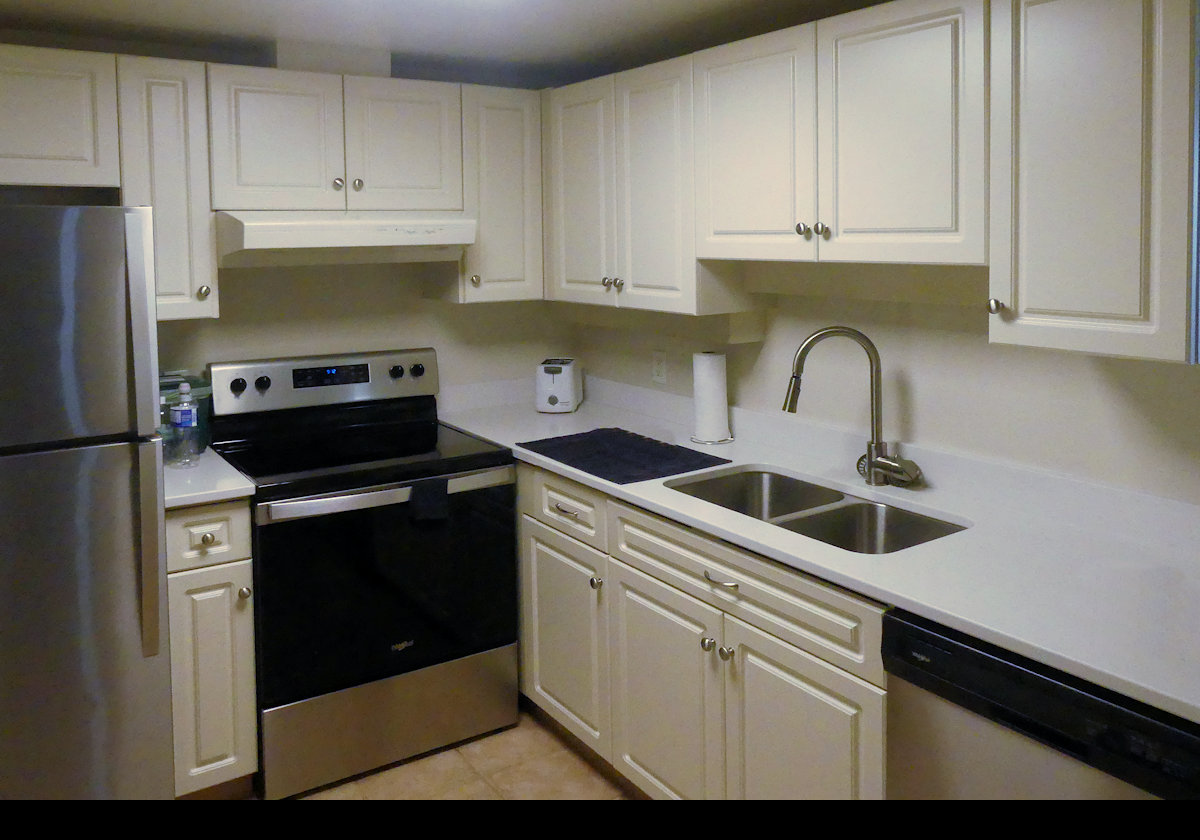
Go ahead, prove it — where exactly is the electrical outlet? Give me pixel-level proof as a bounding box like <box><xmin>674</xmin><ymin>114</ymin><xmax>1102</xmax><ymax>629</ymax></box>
<box><xmin>651</xmin><ymin>351</ymin><xmax>667</xmax><ymax>385</ymax></box>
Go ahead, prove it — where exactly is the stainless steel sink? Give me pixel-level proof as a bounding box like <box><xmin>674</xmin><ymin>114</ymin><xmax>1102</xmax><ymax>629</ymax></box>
<box><xmin>778</xmin><ymin>501</ymin><xmax>965</xmax><ymax>554</ymax></box>
<box><xmin>666</xmin><ymin>465</ymin><xmax>965</xmax><ymax>554</ymax></box>
<box><xmin>664</xmin><ymin>468</ymin><xmax>844</xmax><ymax>520</ymax></box>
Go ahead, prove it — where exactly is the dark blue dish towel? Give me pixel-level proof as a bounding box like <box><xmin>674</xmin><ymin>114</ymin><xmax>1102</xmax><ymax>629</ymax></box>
<box><xmin>517</xmin><ymin>427</ymin><xmax>730</xmax><ymax>484</ymax></box>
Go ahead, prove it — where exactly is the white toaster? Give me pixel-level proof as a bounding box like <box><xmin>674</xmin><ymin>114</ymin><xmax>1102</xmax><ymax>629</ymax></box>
<box><xmin>536</xmin><ymin>358</ymin><xmax>583</xmax><ymax>413</ymax></box>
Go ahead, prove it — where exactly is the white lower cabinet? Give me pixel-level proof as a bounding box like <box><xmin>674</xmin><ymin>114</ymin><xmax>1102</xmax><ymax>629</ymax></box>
<box><xmin>517</xmin><ymin>465</ymin><xmax>886</xmax><ymax>799</ymax></box>
<box><xmin>165</xmin><ymin>500</ymin><xmax>257</xmax><ymax>797</ymax></box>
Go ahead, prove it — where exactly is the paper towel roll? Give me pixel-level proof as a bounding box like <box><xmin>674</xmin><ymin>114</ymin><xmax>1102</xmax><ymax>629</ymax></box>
<box><xmin>692</xmin><ymin>352</ymin><xmax>733</xmax><ymax>444</ymax></box>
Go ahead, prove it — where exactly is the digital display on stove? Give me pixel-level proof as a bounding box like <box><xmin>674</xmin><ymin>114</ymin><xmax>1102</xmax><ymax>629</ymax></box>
<box><xmin>293</xmin><ymin>363</ymin><xmax>370</xmax><ymax>388</ymax></box>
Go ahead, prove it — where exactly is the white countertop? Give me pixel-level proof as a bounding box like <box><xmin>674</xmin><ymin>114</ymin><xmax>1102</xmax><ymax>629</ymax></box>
<box><xmin>440</xmin><ymin>379</ymin><xmax>1200</xmax><ymax>728</ymax></box>
<box><xmin>163</xmin><ymin>447</ymin><xmax>256</xmax><ymax>509</ymax></box>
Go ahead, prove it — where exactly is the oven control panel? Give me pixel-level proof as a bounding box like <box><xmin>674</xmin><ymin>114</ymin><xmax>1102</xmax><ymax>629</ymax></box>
<box><xmin>208</xmin><ymin>348</ymin><xmax>439</xmax><ymax>416</ymax></box>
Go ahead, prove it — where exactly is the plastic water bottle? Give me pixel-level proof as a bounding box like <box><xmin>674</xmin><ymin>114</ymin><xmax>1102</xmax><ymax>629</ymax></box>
<box><xmin>170</xmin><ymin>383</ymin><xmax>202</xmax><ymax>467</ymax></box>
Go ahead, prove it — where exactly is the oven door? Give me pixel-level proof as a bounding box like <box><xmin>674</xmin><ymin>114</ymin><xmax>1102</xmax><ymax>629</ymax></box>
<box><xmin>252</xmin><ymin>466</ymin><xmax>516</xmax><ymax>711</ymax></box>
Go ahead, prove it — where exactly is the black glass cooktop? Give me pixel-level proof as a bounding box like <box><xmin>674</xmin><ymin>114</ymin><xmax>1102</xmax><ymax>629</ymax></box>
<box><xmin>210</xmin><ymin>397</ymin><xmax>512</xmax><ymax>502</ymax></box>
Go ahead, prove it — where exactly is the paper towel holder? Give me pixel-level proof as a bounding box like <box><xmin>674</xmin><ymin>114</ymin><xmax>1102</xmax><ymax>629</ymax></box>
<box><xmin>691</xmin><ymin>351</ymin><xmax>734</xmax><ymax>445</ymax></box>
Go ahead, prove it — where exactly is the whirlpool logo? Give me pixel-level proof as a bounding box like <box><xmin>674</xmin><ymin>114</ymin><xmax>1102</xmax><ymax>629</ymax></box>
<box><xmin>391</xmin><ymin>640</ymin><xmax>416</xmax><ymax>653</ymax></box>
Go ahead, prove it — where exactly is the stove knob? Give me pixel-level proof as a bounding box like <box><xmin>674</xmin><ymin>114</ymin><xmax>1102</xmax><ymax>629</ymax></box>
<box><xmin>409</xmin><ymin>363</ymin><xmax>425</xmax><ymax>378</ymax></box>
<box><xmin>255</xmin><ymin>375</ymin><xmax>272</xmax><ymax>392</ymax></box>
<box><xmin>389</xmin><ymin>364</ymin><xmax>405</xmax><ymax>379</ymax></box>
<box><xmin>230</xmin><ymin>377</ymin><xmax>247</xmax><ymax>395</ymax></box>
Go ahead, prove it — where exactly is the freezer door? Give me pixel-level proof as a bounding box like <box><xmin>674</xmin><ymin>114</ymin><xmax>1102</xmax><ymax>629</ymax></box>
<box><xmin>0</xmin><ymin>205</ymin><xmax>158</xmax><ymax>449</ymax></box>
<box><xmin>0</xmin><ymin>440</ymin><xmax>173</xmax><ymax>800</ymax></box>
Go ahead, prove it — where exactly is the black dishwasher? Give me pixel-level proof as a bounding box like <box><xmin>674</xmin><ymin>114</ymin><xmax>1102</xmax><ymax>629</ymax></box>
<box><xmin>882</xmin><ymin>609</ymin><xmax>1200</xmax><ymax>800</ymax></box>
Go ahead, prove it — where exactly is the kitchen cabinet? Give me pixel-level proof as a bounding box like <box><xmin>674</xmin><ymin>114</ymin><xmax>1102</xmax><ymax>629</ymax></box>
<box><xmin>543</xmin><ymin>58</ymin><xmax>749</xmax><ymax>315</ymax></box>
<box><xmin>0</xmin><ymin>43</ymin><xmax>120</xmax><ymax>186</ymax></box>
<box><xmin>517</xmin><ymin>465</ymin><xmax>886</xmax><ymax>799</ymax></box>
<box><xmin>430</xmin><ymin>85</ymin><xmax>542</xmax><ymax>302</ymax></box>
<box><xmin>207</xmin><ymin>64</ymin><xmax>462</xmax><ymax>211</ymax></box>
<box><xmin>693</xmin><ymin>0</ymin><xmax>987</xmax><ymax>264</ymax></box>
<box><xmin>118</xmin><ymin>56</ymin><xmax>218</xmax><ymax>320</ymax></box>
<box><xmin>165</xmin><ymin>499</ymin><xmax>257</xmax><ymax>797</ymax></box>
<box><xmin>987</xmin><ymin>0</ymin><xmax>1196</xmax><ymax>362</ymax></box>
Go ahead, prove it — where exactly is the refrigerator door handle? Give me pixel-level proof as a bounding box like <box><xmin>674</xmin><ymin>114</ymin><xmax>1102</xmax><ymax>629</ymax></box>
<box><xmin>137</xmin><ymin>438</ymin><xmax>166</xmax><ymax>657</ymax></box>
<box><xmin>125</xmin><ymin>207</ymin><xmax>160</xmax><ymax>438</ymax></box>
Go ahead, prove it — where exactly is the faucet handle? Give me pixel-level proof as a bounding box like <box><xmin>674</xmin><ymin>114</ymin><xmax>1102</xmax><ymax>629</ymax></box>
<box><xmin>858</xmin><ymin>450</ymin><xmax>924</xmax><ymax>487</ymax></box>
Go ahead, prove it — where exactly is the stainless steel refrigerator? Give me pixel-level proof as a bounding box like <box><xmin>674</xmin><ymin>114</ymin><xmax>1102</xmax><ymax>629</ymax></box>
<box><xmin>0</xmin><ymin>204</ymin><xmax>173</xmax><ymax>799</ymax></box>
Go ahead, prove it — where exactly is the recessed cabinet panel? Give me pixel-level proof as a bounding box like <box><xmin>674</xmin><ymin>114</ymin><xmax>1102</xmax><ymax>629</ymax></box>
<box><xmin>693</xmin><ymin>26</ymin><xmax>818</xmax><ymax>260</ymax></box>
<box><xmin>988</xmin><ymin>0</ymin><xmax>1194</xmax><ymax>360</ymax></box>
<box><xmin>208</xmin><ymin>64</ymin><xmax>346</xmax><ymax>209</ymax></box>
<box><xmin>344</xmin><ymin>76</ymin><xmax>463</xmax><ymax>210</ymax></box>
<box><xmin>118</xmin><ymin>56</ymin><xmax>218</xmax><ymax>320</ymax></box>
<box><xmin>0</xmin><ymin>44</ymin><xmax>119</xmax><ymax>186</ymax></box>
<box><xmin>816</xmin><ymin>0</ymin><xmax>986</xmax><ymax>263</ymax></box>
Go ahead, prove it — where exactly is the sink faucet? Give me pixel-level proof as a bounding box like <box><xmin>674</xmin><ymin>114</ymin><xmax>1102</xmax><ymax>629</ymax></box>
<box><xmin>782</xmin><ymin>326</ymin><xmax>922</xmax><ymax>487</ymax></box>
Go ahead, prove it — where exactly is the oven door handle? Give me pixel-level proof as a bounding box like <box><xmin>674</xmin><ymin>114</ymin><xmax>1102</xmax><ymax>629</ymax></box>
<box><xmin>256</xmin><ymin>465</ymin><xmax>515</xmax><ymax>524</ymax></box>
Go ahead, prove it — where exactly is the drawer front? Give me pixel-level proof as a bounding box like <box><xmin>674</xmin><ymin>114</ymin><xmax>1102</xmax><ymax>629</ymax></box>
<box><xmin>517</xmin><ymin>465</ymin><xmax>608</xmax><ymax>551</ymax></box>
<box><xmin>166</xmin><ymin>500</ymin><xmax>252</xmax><ymax>573</ymax></box>
<box><xmin>607</xmin><ymin>500</ymin><xmax>885</xmax><ymax>686</ymax></box>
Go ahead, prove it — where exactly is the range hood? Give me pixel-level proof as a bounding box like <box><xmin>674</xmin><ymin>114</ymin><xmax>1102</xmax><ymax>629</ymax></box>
<box><xmin>215</xmin><ymin>211</ymin><xmax>476</xmax><ymax>268</ymax></box>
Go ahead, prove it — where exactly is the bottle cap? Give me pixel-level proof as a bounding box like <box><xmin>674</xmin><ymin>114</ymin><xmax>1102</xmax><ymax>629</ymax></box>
<box><xmin>178</xmin><ymin>382</ymin><xmax>191</xmax><ymax>394</ymax></box>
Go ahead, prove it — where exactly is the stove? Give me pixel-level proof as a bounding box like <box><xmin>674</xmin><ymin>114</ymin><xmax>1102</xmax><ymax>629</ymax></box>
<box><xmin>208</xmin><ymin>349</ymin><xmax>518</xmax><ymax>800</ymax></box>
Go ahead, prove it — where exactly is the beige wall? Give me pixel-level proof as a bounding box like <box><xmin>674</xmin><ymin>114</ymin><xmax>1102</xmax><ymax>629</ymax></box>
<box><xmin>156</xmin><ymin>262</ymin><xmax>575</xmax><ymax>387</ymax></box>
<box><xmin>576</xmin><ymin>263</ymin><xmax>1200</xmax><ymax>505</ymax></box>
<box><xmin>160</xmin><ymin>261</ymin><xmax>1200</xmax><ymax>505</ymax></box>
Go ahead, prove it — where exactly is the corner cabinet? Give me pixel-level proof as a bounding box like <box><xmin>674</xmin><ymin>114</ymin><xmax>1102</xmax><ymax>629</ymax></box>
<box><xmin>693</xmin><ymin>0</ymin><xmax>987</xmax><ymax>264</ymax></box>
<box><xmin>0</xmin><ymin>44</ymin><xmax>120</xmax><ymax>186</ymax></box>
<box><xmin>165</xmin><ymin>499</ymin><xmax>257</xmax><ymax>797</ymax></box>
<box><xmin>517</xmin><ymin>465</ymin><xmax>886</xmax><ymax>800</ymax></box>
<box><xmin>987</xmin><ymin>0</ymin><xmax>1196</xmax><ymax>362</ymax></box>
<box><xmin>118</xmin><ymin>56</ymin><xmax>219</xmax><ymax>320</ymax></box>
<box><xmin>543</xmin><ymin>58</ymin><xmax>750</xmax><ymax>314</ymax></box>
<box><xmin>207</xmin><ymin>64</ymin><xmax>462</xmax><ymax>211</ymax></box>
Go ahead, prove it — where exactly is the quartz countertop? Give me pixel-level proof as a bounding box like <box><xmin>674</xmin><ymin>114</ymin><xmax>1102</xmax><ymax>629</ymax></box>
<box><xmin>163</xmin><ymin>447</ymin><xmax>256</xmax><ymax>509</ymax></box>
<box><xmin>441</xmin><ymin>380</ymin><xmax>1200</xmax><ymax>728</ymax></box>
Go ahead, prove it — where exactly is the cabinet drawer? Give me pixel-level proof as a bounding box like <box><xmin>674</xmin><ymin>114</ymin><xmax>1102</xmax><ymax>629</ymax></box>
<box><xmin>166</xmin><ymin>500</ymin><xmax>252</xmax><ymax>573</ymax></box>
<box><xmin>517</xmin><ymin>465</ymin><xmax>608</xmax><ymax>551</ymax></box>
<box><xmin>607</xmin><ymin>500</ymin><xmax>885</xmax><ymax>686</ymax></box>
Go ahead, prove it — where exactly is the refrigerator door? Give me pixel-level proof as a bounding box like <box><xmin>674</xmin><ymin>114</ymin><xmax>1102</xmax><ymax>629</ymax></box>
<box><xmin>0</xmin><ymin>439</ymin><xmax>172</xmax><ymax>799</ymax></box>
<box><xmin>0</xmin><ymin>205</ymin><xmax>158</xmax><ymax>449</ymax></box>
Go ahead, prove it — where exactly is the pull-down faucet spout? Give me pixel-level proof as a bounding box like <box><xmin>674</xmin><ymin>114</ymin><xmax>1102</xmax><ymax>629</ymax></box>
<box><xmin>783</xmin><ymin>326</ymin><xmax>922</xmax><ymax>487</ymax></box>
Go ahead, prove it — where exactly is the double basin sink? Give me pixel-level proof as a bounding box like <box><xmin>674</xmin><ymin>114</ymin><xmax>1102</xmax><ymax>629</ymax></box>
<box><xmin>664</xmin><ymin>465</ymin><xmax>965</xmax><ymax>554</ymax></box>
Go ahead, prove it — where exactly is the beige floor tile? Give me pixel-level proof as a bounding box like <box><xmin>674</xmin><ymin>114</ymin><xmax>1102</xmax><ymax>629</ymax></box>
<box><xmin>487</xmin><ymin>748</ymin><xmax>627</xmax><ymax>801</ymax></box>
<box><xmin>457</xmin><ymin>712</ymin><xmax>571</xmax><ymax>777</ymax></box>
<box><xmin>354</xmin><ymin>749</ymin><xmax>486</xmax><ymax>800</ymax></box>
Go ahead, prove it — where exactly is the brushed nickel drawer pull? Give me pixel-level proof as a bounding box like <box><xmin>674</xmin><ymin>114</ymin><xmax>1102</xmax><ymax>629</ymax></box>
<box><xmin>704</xmin><ymin>570</ymin><xmax>739</xmax><ymax>591</ymax></box>
<box><xmin>553</xmin><ymin>503</ymin><xmax>580</xmax><ymax>518</ymax></box>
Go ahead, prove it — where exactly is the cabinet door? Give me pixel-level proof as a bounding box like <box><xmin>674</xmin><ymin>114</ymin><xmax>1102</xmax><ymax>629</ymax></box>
<box><xmin>815</xmin><ymin>0</ymin><xmax>987</xmax><ymax>264</ymax></box>
<box><xmin>168</xmin><ymin>559</ymin><xmax>257</xmax><ymax>796</ymax></box>
<box><xmin>607</xmin><ymin>558</ymin><xmax>725</xmax><ymax>800</ymax></box>
<box><xmin>613</xmin><ymin>56</ymin><xmax>696</xmax><ymax>313</ymax></box>
<box><xmin>693</xmin><ymin>25</ymin><xmax>818</xmax><ymax>261</ymax></box>
<box><xmin>0</xmin><ymin>44</ymin><xmax>119</xmax><ymax>186</ymax></box>
<box><xmin>343</xmin><ymin>76</ymin><xmax>463</xmax><ymax>210</ymax></box>
<box><xmin>118</xmin><ymin>56</ymin><xmax>218</xmax><ymax>320</ymax></box>
<box><xmin>518</xmin><ymin>517</ymin><xmax>611</xmax><ymax>759</ymax></box>
<box><xmin>207</xmin><ymin>64</ymin><xmax>346</xmax><ymax>210</ymax></box>
<box><xmin>724</xmin><ymin>615</ymin><xmax>885</xmax><ymax>800</ymax></box>
<box><xmin>543</xmin><ymin>76</ymin><xmax>617</xmax><ymax>306</ymax></box>
<box><xmin>460</xmin><ymin>85</ymin><xmax>543</xmax><ymax>301</ymax></box>
<box><xmin>988</xmin><ymin>0</ymin><xmax>1194</xmax><ymax>361</ymax></box>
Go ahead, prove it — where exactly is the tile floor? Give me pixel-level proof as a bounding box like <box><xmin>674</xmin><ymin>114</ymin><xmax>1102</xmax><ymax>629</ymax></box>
<box><xmin>299</xmin><ymin>707</ymin><xmax>643</xmax><ymax>800</ymax></box>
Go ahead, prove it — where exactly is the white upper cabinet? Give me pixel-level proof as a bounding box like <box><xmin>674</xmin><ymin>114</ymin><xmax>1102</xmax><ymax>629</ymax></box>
<box><xmin>545</xmin><ymin>58</ymin><xmax>749</xmax><ymax>314</ymax></box>
<box><xmin>343</xmin><ymin>76</ymin><xmax>463</xmax><ymax>211</ymax></box>
<box><xmin>118</xmin><ymin>56</ymin><xmax>218</xmax><ymax>320</ymax></box>
<box><xmin>457</xmin><ymin>84</ymin><xmax>543</xmax><ymax>302</ymax></box>
<box><xmin>988</xmin><ymin>0</ymin><xmax>1195</xmax><ymax>362</ymax></box>
<box><xmin>208</xmin><ymin>64</ymin><xmax>462</xmax><ymax>211</ymax></box>
<box><xmin>695</xmin><ymin>0</ymin><xmax>987</xmax><ymax>264</ymax></box>
<box><xmin>694</xmin><ymin>26</ymin><xmax>818</xmax><ymax>261</ymax></box>
<box><xmin>0</xmin><ymin>44</ymin><xmax>120</xmax><ymax>186</ymax></box>
<box><xmin>543</xmin><ymin>74</ymin><xmax>617</xmax><ymax>307</ymax></box>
